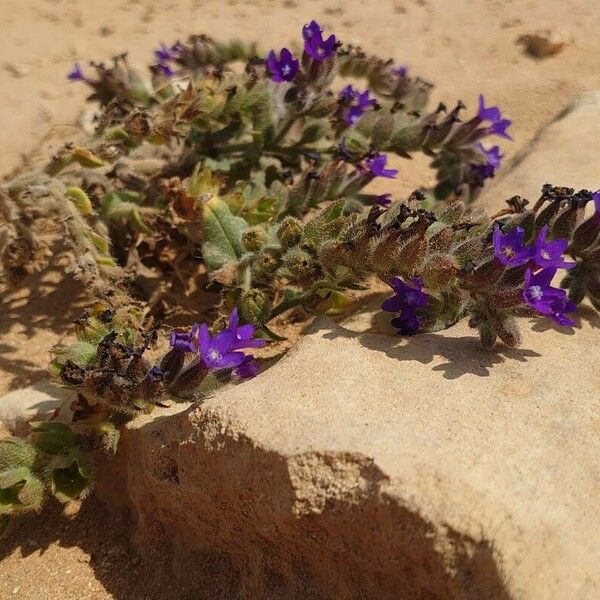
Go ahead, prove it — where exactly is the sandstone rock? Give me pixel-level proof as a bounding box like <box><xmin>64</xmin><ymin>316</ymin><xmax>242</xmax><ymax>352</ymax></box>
<box><xmin>480</xmin><ymin>91</ymin><xmax>600</xmax><ymax>212</ymax></box>
<box><xmin>97</xmin><ymin>312</ymin><xmax>600</xmax><ymax>599</ymax></box>
<box><xmin>0</xmin><ymin>382</ymin><xmax>72</xmax><ymax>435</ymax></box>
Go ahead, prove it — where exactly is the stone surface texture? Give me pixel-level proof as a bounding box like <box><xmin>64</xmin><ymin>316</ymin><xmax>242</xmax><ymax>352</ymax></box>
<box><xmin>92</xmin><ymin>93</ymin><xmax>600</xmax><ymax>599</ymax></box>
<box><xmin>97</xmin><ymin>313</ymin><xmax>600</xmax><ymax>600</ymax></box>
<box><xmin>480</xmin><ymin>91</ymin><xmax>600</xmax><ymax>211</ymax></box>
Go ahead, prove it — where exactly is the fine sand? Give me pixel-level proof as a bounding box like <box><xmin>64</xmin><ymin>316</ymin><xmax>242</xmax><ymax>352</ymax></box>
<box><xmin>1</xmin><ymin>1</ymin><xmax>599</xmax><ymax>598</ymax></box>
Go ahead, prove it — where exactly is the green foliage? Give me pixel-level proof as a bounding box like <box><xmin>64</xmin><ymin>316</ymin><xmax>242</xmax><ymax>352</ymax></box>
<box><xmin>47</xmin><ymin>449</ymin><xmax>93</xmax><ymax>503</ymax></box>
<box><xmin>202</xmin><ymin>194</ymin><xmax>249</xmax><ymax>270</ymax></box>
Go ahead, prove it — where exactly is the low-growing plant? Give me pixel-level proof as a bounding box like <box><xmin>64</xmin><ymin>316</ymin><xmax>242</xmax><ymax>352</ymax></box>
<box><xmin>1</xmin><ymin>20</ymin><xmax>598</xmax><ymax>522</ymax></box>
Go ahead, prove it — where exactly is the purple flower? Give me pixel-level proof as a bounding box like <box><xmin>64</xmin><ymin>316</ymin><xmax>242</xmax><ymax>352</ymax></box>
<box><xmin>375</xmin><ymin>193</ymin><xmax>392</xmax><ymax>207</ymax></box>
<box><xmin>492</xmin><ymin>225</ymin><xmax>533</xmax><ymax>267</ymax></box>
<box><xmin>146</xmin><ymin>366</ymin><xmax>165</xmax><ymax>383</ymax></box>
<box><xmin>523</xmin><ymin>268</ymin><xmax>577</xmax><ymax>326</ymax></box>
<box><xmin>593</xmin><ymin>190</ymin><xmax>600</xmax><ymax>214</ymax></box>
<box><xmin>477</xmin><ymin>94</ymin><xmax>512</xmax><ymax>140</ymax></box>
<box><xmin>382</xmin><ymin>277</ymin><xmax>429</xmax><ymax>312</ymax></box>
<box><xmin>382</xmin><ymin>277</ymin><xmax>429</xmax><ymax>335</ymax></box>
<box><xmin>169</xmin><ymin>324</ymin><xmax>200</xmax><ymax>353</ymax></box>
<box><xmin>339</xmin><ymin>85</ymin><xmax>376</xmax><ymax>124</ymax></box>
<box><xmin>392</xmin><ymin>65</ymin><xmax>408</xmax><ymax>77</ymax></box>
<box><xmin>533</xmin><ymin>225</ymin><xmax>576</xmax><ymax>270</ymax></box>
<box><xmin>232</xmin><ymin>355</ymin><xmax>260</xmax><ymax>379</ymax></box>
<box><xmin>226</xmin><ymin>307</ymin><xmax>266</xmax><ymax>351</ymax></box>
<box><xmin>473</xmin><ymin>143</ymin><xmax>502</xmax><ymax>181</ymax></box>
<box><xmin>266</xmin><ymin>48</ymin><xmax>299</xmax><ymax>83</ymax></box>
<box><xmin>198</xmin><ymin>324</ymin><xmax>245</xmax><ymax>369</ymax></box>
<box><xmin>391</xmin><ymin>313</ymin><xmax>421</xmax><ymax>335</ymax></box>
<box><xmin>154</xmin><ymin>43</ymin><xmax>174</xmax><ymax>63</ymax></box>
<box><xmin>302</xmin><ymin>20</ymin><xmax>337</xmax><ymax>62</ymax></box>
<box><xmin>154</xmin><ymin>42</ymin><xmax>182</xmax><ymax>63</ymax></box>
<box><xmin>67</xmin><ymin>63</ymin><xmax>86</xmax><ymax>82</ymax></box>
<box><xmin>365</xmin><ymin>154</ymin><xmax>398</xmax><ymax>179</ymax></box>
<box><xmin>156</xmin><ymin>63</ymin><xmax>175</xmax><ymax>78</ymax></box>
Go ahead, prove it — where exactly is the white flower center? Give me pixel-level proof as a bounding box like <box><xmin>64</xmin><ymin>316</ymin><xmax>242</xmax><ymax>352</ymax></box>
<box><xmin>207</xmin><ymin>348</ymin><xmax>222</xmax><ymax>362</ymax></box>
<box><xmin>541</xmin><ymin>250</ymin><xmax>551</xmax><ymax>260</ymax></box>
<box><xmin>529</xmin><ymin>285</ymin><xmax>543</xmax><ymax>300</ymax></box>
<box><xmin>502</xmin><ymin>245</ymin><xmax>515</xmax><ymax>258</ymax></box>
<box><xmin>282</xmin><ymin>64</ymin><xmax>291</xmax><ymax>75</ymax></box>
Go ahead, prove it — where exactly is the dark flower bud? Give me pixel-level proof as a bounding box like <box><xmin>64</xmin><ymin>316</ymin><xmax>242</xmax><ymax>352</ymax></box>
<box><xmin>125</xmin><ymin>351</ymin><xmax>151</xmax><ymax>381</ymax></box>
<box><xmin>159</xmin><ymin>348</ymin><xmax>185</xmax><ymax>384</ymax></box>
<box><xmin>170</xmin><ymin>359</ymin><xmax>209</xmax><ymax>397</ymax></box>
<box><xmin>566</xmin><ymin>276</ymin><xmax>587</xmax><ymax>304</ymax></box>
<box><xmin>461</xmin><ymin>258</ymin><xmax>505</xmax><ymax>291</ymax></box>
<box><xmin>140</xmin><ymin>366</ymin><xmax>166</xmax><ymax>402</ymax></box>
<box><xmin>242</xmin><ymin>226</ymin><xmax>269</xmax><ymax>251</ymax></box>
<box><xmin>305</xmin><ymin>93</ymin><xmax>338</xmax><ymax>118</ymax></box>
<box><xmin>277</xmin><ymin>216</ymin><xmax>303</xmax><ymax>248</ymax></box>
<box><xmin>570</xmin><ymin>214</ymin><xmax>600</xmax><ymax>255</ymax></box>
<box><xmin>478</xmin><ymin>323</ymin><xmax>497</xmax><ymax>351</ymax></box>
<box><xmin>371</xmin><ymin>113</ymin><xmax>396</xmax><ymax>148</ymax></box>
<box><xmin>60</xmin><ymin>360</ymin><xmax>87</xmax><ymax>386</ymax></box>
<box><xmin>427</xmin><ymin>226</ymin><xmax>454</xmax><ymax>254</ymax></box>
<box><xmin>422</xmin><ymin>254</ymin><xmax>459</xmax><ymax>290</ymax></box>
<box><xmin>552</xmin><ymin>205</ymin><xmax>584</xmax><ymax>240</ymax></box>
<box><xmin>389</xmin><ymin>233</ymin><xmax>428</xmax><ymax>275</ymax></box>
<box><xmin>489</xmin><ymin>287</ymin><xmax>524</xmax><ymax>309</ymax></box>
<box><xmin>492</xmin><ymin>316</ymin><xmax>522</xmax><ymax>347</ymax></box>
<box><xmin>534</xmin><ymin>200</ymin><xmax>562</xmax><ymax>230</ymax></box>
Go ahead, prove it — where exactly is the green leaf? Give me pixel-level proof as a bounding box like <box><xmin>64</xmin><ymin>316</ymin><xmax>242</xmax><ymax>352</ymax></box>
<box><xmin>201</xmin><ymin>196</ymin><xmax>249</xmax><ymax>270</ymax></box>
<box><xmin>0</xmin><ymin>467</ymin><xmax>44</xmax><ymax>514</ymax></box>
<box><xmin>49</xmin><ymin>450</ymin><xmax>93</xmax><ymax>503</ymax></box>
<box><xmin>100</xmin><ymin>191</ymin><xmax>151</xmax><ymax>234</ymax></box>
<box><xmin>30</xmin><ymin>422</ymin><xmax>75</xmax><ymax>455</ymax></box>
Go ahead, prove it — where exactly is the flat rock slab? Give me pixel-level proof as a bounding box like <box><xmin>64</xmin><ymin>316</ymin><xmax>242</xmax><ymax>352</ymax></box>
<box><xmin>0</xmin><ymin>382</ymin><xmax>72</xmax><ymax>436</ymax></box>
<box><xmin>98</xmin><ymin>313</ymin><xmax>600</xmax><ymax>599</ymax></box>
<box><xmin>480</xmin><ymin>91</ymin><xmax>600</xmax><ymax>211</ymax></box>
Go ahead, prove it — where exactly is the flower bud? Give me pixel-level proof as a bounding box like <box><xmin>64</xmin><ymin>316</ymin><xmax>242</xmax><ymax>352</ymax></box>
<box><xmin>242</xmin><ymin>226</ymin><xmax>269</xmax><ymax>251</ymax></box>
<box><xmin>276</xmin><ymin>217</ymin><xmax>303</xmax><ymax>248</ymax></box>
<box><xmin>240</xmin><ymin>289</ymin><xmax>271</xmax><ymax>325</ymax></box>
<box><xmin>478</xmin><ymin>323</ymin><xmax>497</xmax><ymax>350</ymax></box>
<box><xmin>492</xmin><ymin>316</ymin><xmax>521</xmax><ymax>347</ymax></box>
<box><xmin>422</xmin><ymin>254</ymin><xmax>459</xmax><ymax>290</ymax></box>
<box><xmin>170</xmin><ymin>359</ymin><xmax>208</xmax><ymax>396</ymax></box>
<box><xmin>571</xmin><ymin>214</ymin><xmax>600</xmax><ymax>255</ymax></box>
<box><xmin>160</xmin><ymin>349</ymin><xmax>185</xmax><ymax>384</ymax></box>
<box><xmin>281</xmin><ymin>247</ymin><xmax>317</xmax><ymax>280</ymax></box>
<box><xmin>461</xmin><ymin>258</ymin><xmax>505</xmax><ymax>291</ymax></box>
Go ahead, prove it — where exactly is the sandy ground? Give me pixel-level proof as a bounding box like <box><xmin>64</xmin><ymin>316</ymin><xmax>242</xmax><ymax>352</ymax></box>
<box><xmin>1</xmin><ymin>0</ymin><xmax>600</xmax><ymax>598</ymax></box>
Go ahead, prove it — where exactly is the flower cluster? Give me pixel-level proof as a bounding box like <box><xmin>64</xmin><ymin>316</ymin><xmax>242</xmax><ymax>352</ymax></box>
<box><xmin>302</xmin><ymin>20</ymin><xmax>337</xmax><ymax>61</ymax></box>
<box><xmin>152</xmin><ymin>42</ymin><xmax>183</xmax><ymax>78</ymax></box>
<box><xmin>477</xmin><ymin>94</ymin><xmax>512</xmax><ymax>140</ymax></box>
<box><xmin>493</xmin><ymin>224</ymin><xmax>577</xmax><ymax>325</ymax></box>
<box><xmin>168</xmin><ymin>307</ymin><xmax>265</xmax><ymax>379</ymax></box>
<box><xmin>382</xmin><ymin>277</ymin><xmax>429</xmax><ymax>335</ymax></box>
<box><xmin>266</xmin><ymin>20</ymin><xmax>336</xmax><ymax>84</ymax></box>
<box><xmin>338</xmin><ymin>85</ymin><xmax>377</xmax><ymax>125</ymax></box>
